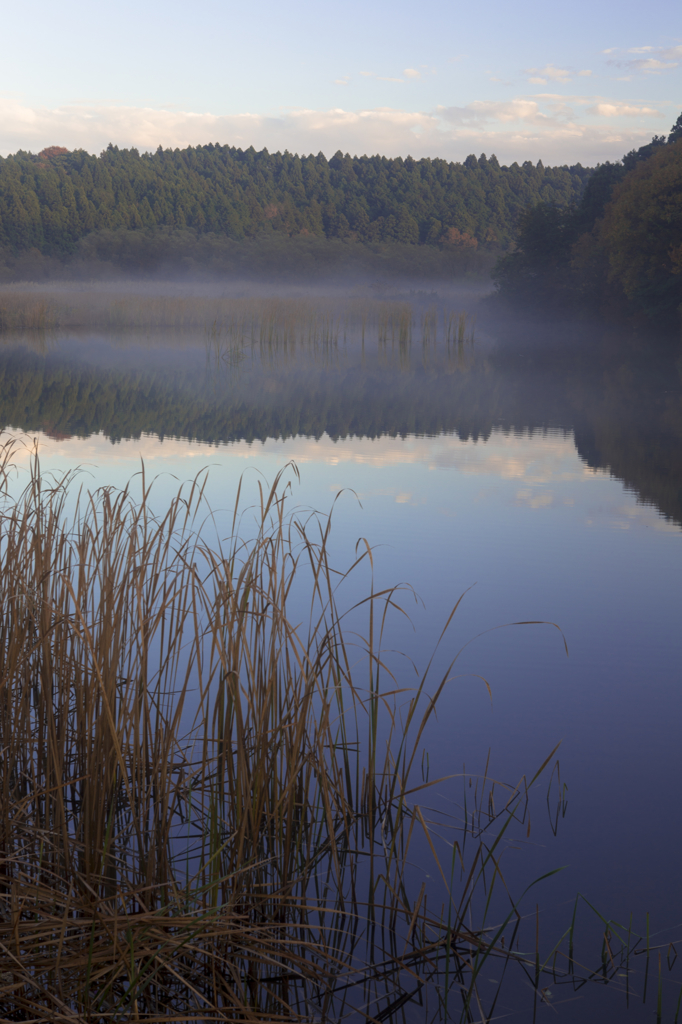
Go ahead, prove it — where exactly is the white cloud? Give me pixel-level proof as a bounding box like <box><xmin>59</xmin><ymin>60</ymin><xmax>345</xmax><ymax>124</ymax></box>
<box><xmin>335</xmin><ymin>79</ymin><xmax>350</xmax><ymax>86</ymax></box>
<box><xmin>440</xmin><ymin>99</ymin><xmax>546</xmax><ymax>125</ymax></box>
<box><xmin>588</xmin><ymin>102</ymin><xmax>661</xmax><ymax>117</ymax></box>
<box><xmin>403</xmin><ymin>68</ymin><xmax>421</xmax><ymax>79</ymax></box>
<box><xmin>578</xmin><ymin>70</ymin><xmax>593</xmax><ymax>77</ymax></box>
<box><xmin>525</xmin><ymin>64</ymin><xmax>572</xmax><ymax>83</ymax></box>
<box><xmin>0</xmin><ymin>95</ymin><xmax>670</xmax><ymax>167</ymax></box>
<box><xmin>634</xmin><ymin>59</ymin><xmax>678</xmax><ymax>73</ymax></box>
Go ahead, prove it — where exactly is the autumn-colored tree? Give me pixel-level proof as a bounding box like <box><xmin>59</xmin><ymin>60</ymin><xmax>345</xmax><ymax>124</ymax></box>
<box><xmin>441</xmin><ymin>227</ymin><xmax>478</xmax><ymax>249</ymax></box>
<box><xmin>38</xmin><ymin>146</ymin><xmax>69</xmax><ymax>159</ymax></box>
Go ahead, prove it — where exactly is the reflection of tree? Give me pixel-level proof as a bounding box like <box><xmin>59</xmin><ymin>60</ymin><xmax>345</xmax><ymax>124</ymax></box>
<box><xmin>0</xmin><ymin>337</ymin><xmax>680</xmax><ymax>525</ymax></box>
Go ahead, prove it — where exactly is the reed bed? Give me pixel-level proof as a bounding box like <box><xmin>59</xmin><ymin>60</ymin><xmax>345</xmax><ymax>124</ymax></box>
<box><xmin>0</xmin><ymin>444</ymin><xmax>671</xmax><ymax>1021</ymax></box>
<box><xmin>0</xmin><ymin>437</ymin><xmax>580</xmax><ymax>1022</ymax></box>
<box><xmin>0</xmin><ymin>289</ymin><xmax>475</xmax><ymax>349</ymax></box>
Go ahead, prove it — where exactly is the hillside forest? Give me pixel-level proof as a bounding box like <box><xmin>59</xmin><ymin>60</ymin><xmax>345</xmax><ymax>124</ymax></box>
<box><xmin>0</xmin><ymin>144</ymin><xmax>589</xmax><ymax>279</ymax></box>
<box><xmin>1</xmin><ymin>116</ymin><xmax>681</xmax><ymax>327</ymax></box>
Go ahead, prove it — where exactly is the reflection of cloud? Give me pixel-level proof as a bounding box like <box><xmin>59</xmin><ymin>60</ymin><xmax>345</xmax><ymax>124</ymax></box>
<box><xmin>610</xmin><ymin>503</ymin><xmax>680</xmax><ymax>533</ymax></box>
<box><xmin>3</xmin><ymin>427</ymin><xmax>603</xmax><ymax>484</ymax></box>
<box><xmin>0</xmin><ymin>429</ymin><xmax>227</xmax><ymax>468</ymax></box>
<box><xmin>225</xmin><ymin>430</ymin><xmax>608</xmax><ymax>489</ymax></box>
<box><xmin>4</xmin><ymin>428</ymin><xmax>678</xmax><ymax>535</ymax></box>
<box><xmin>515</xmin><ymin>488</ymin><xmax>554</xmax><ymax>508</ymax></box>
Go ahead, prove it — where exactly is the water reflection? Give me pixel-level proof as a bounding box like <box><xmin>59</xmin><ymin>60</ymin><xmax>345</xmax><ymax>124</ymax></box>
<box><xmin>0</xmin><ymin>320</ymin><xmax>680</xmax><ymax>525</ymax></box>
<box><xmin>0</xmin><ymin>316</ymin><xmax>681</xmax><ymax>1021</ymax></box>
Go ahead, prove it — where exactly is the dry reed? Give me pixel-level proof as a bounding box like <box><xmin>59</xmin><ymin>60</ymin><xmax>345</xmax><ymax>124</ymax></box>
<box><xmin>0</xmin><ymin>290</ymin><xmax>475</xmax><ymax>351</ymax></box>
<box><xmin>0</xmin><ymin>442</ymin><xmax>554</xmax><ymax>1022</ymax></box>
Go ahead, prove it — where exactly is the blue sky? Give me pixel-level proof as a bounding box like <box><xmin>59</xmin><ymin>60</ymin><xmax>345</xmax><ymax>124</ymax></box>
<box><xmin>1</xmin><ymin>0</ymin><xmax>680</xmax><ymax>165</ymax></box>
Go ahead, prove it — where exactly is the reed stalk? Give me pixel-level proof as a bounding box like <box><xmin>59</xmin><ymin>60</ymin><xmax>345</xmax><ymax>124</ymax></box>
<box><xmin>0</xmin><ymin>442</ymin><xmax>571</xmax><ymax>1020</ymax></box>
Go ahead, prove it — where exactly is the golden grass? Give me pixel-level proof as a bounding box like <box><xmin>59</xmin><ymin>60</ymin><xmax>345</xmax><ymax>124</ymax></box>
<box><xmin>0</xmin><ymin>443</ymin><xmax>558</xmax><ymax>1021</ymax></box>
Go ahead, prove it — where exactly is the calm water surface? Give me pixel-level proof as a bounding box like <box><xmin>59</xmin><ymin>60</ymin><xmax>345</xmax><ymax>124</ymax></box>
<box><xmin>1</xmin><ymin>309</ymin><xmax>681</xmax><ymax>1020</ymax></box>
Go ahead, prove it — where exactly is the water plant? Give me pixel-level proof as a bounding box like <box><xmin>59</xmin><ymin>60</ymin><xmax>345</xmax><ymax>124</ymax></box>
<box><xmin>0</xmin><ymin>443</ymin><xmax>667</xmax><ymax>1021</ymax></box>
<box><xmin>0</xmin><ymin>438</ymin><xmax>563</xmax><ymax>1021</ymax></box>
<box><xmin>0</xmin><ymin>287</ymin><xmax>475</xmax><ymax>349</ymax></box>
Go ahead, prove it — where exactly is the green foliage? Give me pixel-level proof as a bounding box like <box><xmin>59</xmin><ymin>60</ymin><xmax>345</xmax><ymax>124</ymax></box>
<box><xmin>0</xmin><ymin>143</ymin><xmax>589</xmax><ymax>261</ymax></box>
<box><xmin>598</xmin><ymin>140</ymin><xmax>682</xmax><ymax>321</ymax></box>
<box><xmin>6</xmin><ymin>227</ymin><xmax>492</xmax><ymax>281</ymax></box>
<box><xmin>572</xmin><ymin>161</ymin><xmax>626</xmax><ymax>233</ymax></box>
<box><xmin>491</xmin><ymin>204</ymin><xmax>575</xmax><ymax>305</ymax></box>
<box><xmin>493</xmin><ymin>111</ymin><xmax>682</xmax><ymax>325</ymax></box>
<box><xmin>669</xmin><ymin>113</ymin><xmax>682</xmax><ymax>144</ymax></box>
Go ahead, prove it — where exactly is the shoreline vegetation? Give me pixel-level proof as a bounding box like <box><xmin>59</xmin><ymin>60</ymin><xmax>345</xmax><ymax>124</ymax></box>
<box><xmin>0</xmin><ymin>232</ymin><xmax>495</xmax><ymax>286</ymax></box>
<box><xmin>0</xmin><ymin>291</ymin><xmax>478</xmax><ymax>336</ymax></box>
<box><xmin>0</xmin><ymin>447</ymin><xmax>669</xmax><ymax>1020</ymax></box>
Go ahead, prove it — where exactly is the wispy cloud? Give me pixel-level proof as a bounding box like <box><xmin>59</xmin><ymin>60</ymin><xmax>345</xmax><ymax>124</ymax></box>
<box><xmin>607</xmin><ymin>43</ymin><xmax>682</xmax><ymax>74</ymax></box>
<box><xmin>359</xmin><ymin>68</ymin><xmax>423</xmax><ymax>84</ymax></box>
<box><xmin>525</xmin><ymin>64</ymin><xmax>573</xmax><ymax>85</ymax></box>
<box><xmin>440</xmin><ymin>99</ymin><xmax>548</xmax><ymax>125</ymax></box>
<box><xmin>587</xmin><ymin>102</ymin><xmax>661</xmax><ymax>117</ymax></box>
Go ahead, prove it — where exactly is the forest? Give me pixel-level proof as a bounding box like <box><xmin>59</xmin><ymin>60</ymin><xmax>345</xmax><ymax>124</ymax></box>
<box><xmin>1</xmin><ymin>120</ymin><xmax>680</xmax><ymax>323</ymax></box>
<box><xmin>0</xmin><ymin>143</ymin><xmax>589</xmax><ymax>277</ymax></box>
<box><xmin>492</xmin><ymin>112</ymin><xmax>682</xmax><ymax>325</ymax></box>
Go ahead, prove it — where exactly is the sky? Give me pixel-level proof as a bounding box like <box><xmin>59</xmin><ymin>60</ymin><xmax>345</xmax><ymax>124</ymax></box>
<box><xmin>1</xmin><ymin>0</ymin><xmax>680</xmax><ymax>166</ymax></box>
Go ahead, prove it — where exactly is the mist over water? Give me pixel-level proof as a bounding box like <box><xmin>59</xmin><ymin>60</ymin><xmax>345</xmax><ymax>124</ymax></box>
<box><xmin>1</xmin><ymin>282</ymin><xmax>681</xmax><ymax>1020</ymax></box>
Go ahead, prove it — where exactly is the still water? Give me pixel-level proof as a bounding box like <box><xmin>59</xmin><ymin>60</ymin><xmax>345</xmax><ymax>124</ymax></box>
<box><xmin>1</xmin><ymin>305</ymin><xmax>681</xmax><ymax>1020</ymax></box>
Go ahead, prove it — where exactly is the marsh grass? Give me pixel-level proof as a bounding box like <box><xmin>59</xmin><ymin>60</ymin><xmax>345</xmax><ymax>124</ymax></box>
<box><xmin>0</xmin><ymin>289</ymin><xmax>475</xmax><ymax>348</ymax></box>
<box><xmin>0</xmin><ymin>440</ymin><xmax>537</xmax><ymax>1021</ymax></box>
<box><xmin>0</xmin><ymin>443</ymin><xmax>658</xmax><ymax>1022</ymax></box>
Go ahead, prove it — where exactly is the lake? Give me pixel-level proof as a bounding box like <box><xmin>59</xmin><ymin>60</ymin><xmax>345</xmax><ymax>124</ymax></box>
<box><xmin>1</xmin><ymin>291</ymin><xmax>681</xmax><ymax>1021</ymax></box>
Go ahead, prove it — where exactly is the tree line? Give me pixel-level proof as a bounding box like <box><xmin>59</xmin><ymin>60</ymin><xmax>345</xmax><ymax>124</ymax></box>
<box><xmin>0</xmin><ymin>143</ymin><xmax>590</xmax><ymax>261</ymax></box>
<box><xmin>493</xmin><ymin>113</ymin><xmax>682</xmax><ymax>326</ymax></box>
